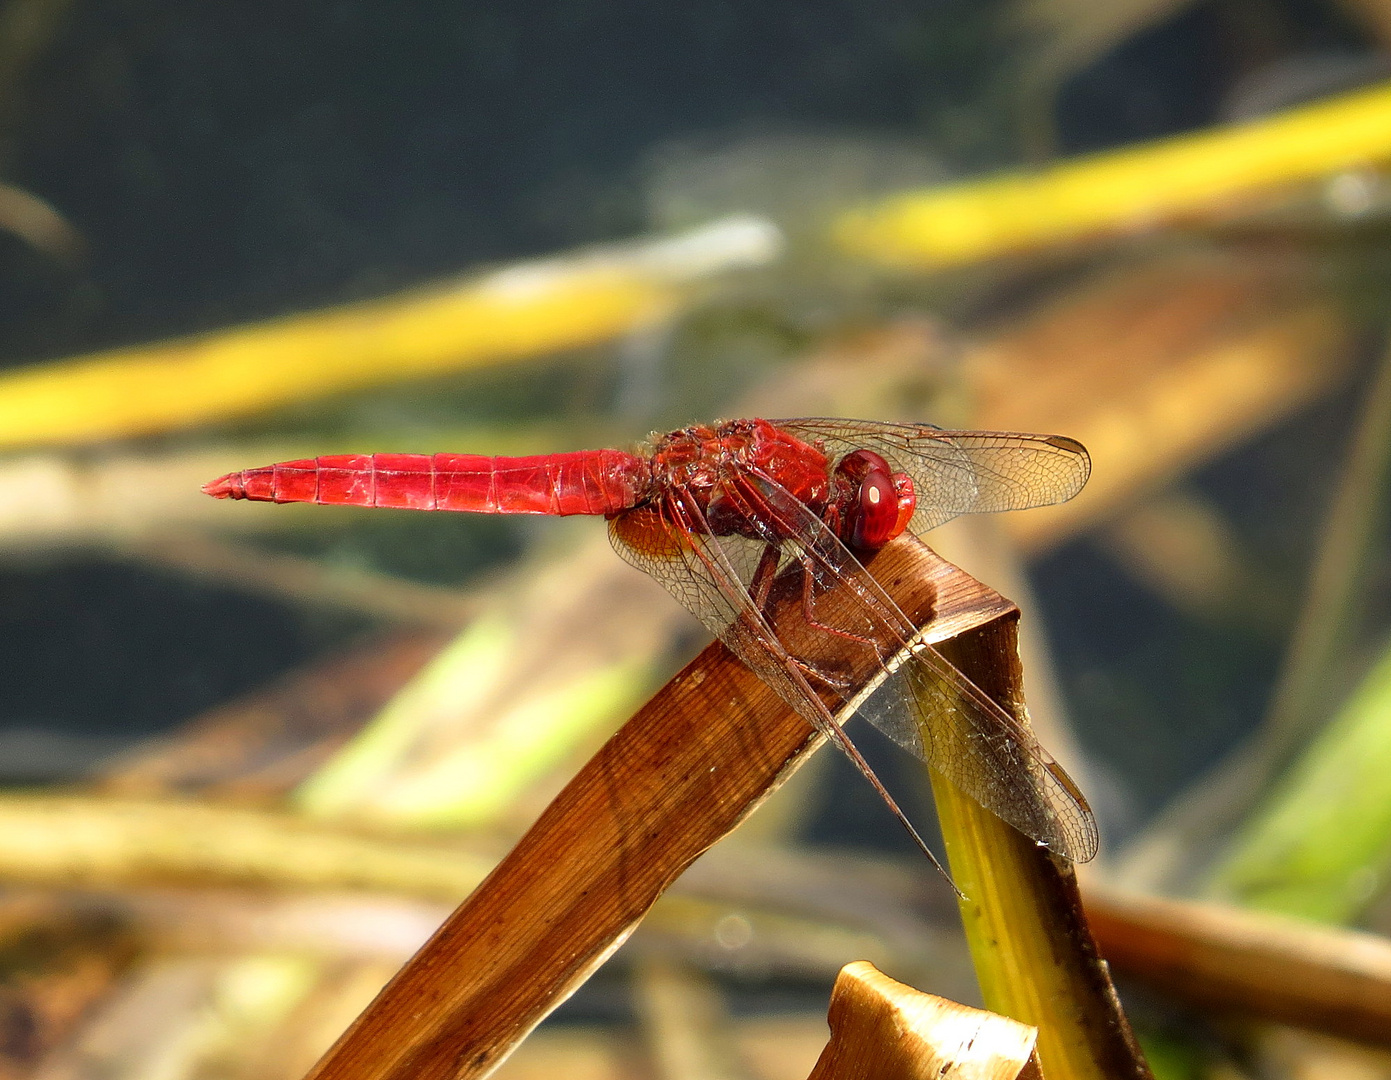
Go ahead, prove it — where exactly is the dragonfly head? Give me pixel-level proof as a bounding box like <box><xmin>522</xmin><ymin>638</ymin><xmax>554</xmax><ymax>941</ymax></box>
<box><xmin>833</xmin><ymin>450</ymin><xmax>916</xmax><ymax>550</ymax></box>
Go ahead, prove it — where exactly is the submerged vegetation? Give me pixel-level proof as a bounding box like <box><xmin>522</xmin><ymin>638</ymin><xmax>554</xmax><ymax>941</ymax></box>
<box><xmin>0</xmin><ymin>1</ymin><xmax>1390</xmax><ymax>1077</ymax></box>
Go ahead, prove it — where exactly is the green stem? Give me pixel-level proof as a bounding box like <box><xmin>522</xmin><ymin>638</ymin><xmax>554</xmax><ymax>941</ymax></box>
<box><xmin>931</xmin><ymin>614</ymin><xmax>1150</xmax><ymax>1080</ymax></box>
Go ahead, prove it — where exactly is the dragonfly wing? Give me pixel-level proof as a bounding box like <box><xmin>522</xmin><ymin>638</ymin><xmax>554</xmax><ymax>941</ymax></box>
<box><xmin>609</xmin><ymin>493</ymin><xmax>959</xmax><ymax>878</ymax></box>
<box><xmin>773</xmin><ymin>418</ymin><xmax>1091</xmax><ymax>534</ymax></box>
<box><xmin>607</xmin><ymin>499</ymin><xmax>774</xmax><ymax>648</ymax></box>
<box><xmin>610</xmin><ymin>495</ymin><xmax>870</xmax><ymax>734</ymax></box>
<box><xmin>858</xmin><ymin>653</ymin><xmax>1099</xmax><ymax>861</ymax></box>
<box><xmin>717</xmin><ymin>460</ymin><xmax>1099</xmax><ymax>861</ymax></box>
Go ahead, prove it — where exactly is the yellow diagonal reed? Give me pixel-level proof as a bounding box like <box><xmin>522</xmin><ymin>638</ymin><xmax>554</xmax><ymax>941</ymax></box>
<box><xmin>0</xmin><ymin>216</ymin><xmax>780</xmax><ymax>448</ymax></box>
<box><xmin>837</xmin><ymin>81</ymin><xmax>1391</xmax><ymax>268</ymax></box>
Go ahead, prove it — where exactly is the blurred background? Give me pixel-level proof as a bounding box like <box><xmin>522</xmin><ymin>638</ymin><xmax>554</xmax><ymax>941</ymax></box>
<box><xmin>0</xmin><ymin>0</ymin><xmax>1390</xmax><ymax>1077</ymax></box>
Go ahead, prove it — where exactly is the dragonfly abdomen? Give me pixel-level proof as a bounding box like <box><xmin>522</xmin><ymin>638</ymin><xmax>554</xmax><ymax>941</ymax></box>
<box><xmin>203</xmin><ymin>450</ymin><xmax>652</xmax><ymax>515</ymax></box>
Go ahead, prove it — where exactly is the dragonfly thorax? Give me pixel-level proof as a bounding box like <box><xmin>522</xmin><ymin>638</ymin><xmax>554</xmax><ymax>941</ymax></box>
<box><xmin>645</xmin><ymin>419</ymin><xmax>834</xmax><ymax>540</ymax></box>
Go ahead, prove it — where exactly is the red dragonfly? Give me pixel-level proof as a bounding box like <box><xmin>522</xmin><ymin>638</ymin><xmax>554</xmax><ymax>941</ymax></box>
<box><xmin>205</xmin><ymin>418</ymin><xmax>1097</xmax><ymax>872</ymax></box>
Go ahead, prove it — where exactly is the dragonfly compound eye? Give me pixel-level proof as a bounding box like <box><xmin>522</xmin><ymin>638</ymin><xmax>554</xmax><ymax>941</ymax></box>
<box><xmin>834</xmin><ymin>449</ymin><xmax>903</xmax><ymax>549</ymax></box>
<box><xmin>853</xmin><ymin>468</ymin><xmax>900</xmax><ymax>548</ymax></box>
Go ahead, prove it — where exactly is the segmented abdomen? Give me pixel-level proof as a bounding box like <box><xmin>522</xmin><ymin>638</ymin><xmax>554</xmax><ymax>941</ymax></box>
<box><xmin>204</xmin><ymin>450</ymin><xmax>651</xmax><ymax>516</ymax></box>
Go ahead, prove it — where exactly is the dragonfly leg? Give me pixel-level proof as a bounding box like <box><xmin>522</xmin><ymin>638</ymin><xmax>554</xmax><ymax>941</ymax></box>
<box><xmin>787</xmin><ymin>655</ymin><xmax>852</xmax><ymax>692</ymax></box>
<box><xmin>742</xmin><ymin>547</ymin><xmax>854</xmax><ymax>690</ymax></box>
<box><xmin>748</xmin><ymin>543</ymin><xmax>782</xmax><ymax>619</ymax></box>
<box><xmin>795</xmin><ymin>554</ymin><xmax>880</xmax><ymax>649</ymax></box>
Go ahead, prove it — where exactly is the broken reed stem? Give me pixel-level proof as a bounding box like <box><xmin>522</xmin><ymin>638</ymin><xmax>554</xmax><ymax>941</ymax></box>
<box><xmin>809</xmin><ymin>961</ymin><xmax>1041</xmax><ymax>1080</ymax></box>
<box><xmin>300</xmin><ymin>537</ymin><xmax>1015</xmax><ymax>1080</ymax></box>
<box><xmin>930</xmin><ymin>618</ymin><xmax>1152</xmax><ymax>1080</ymax></box>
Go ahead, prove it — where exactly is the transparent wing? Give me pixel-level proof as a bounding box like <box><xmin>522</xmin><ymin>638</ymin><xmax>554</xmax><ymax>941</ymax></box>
<box><xmin>855</xmin><ymin>655</ymin><xmax>1099</xmax><ymax>861</ymax></box>
<box><xmin>608</xmin><ymin>492</ymin><xmax>957</xmax><ymax>879</ymax></box>
<box><xmin>735</xmin><ymin>462</ymin><xmax>1097</xmax><ymax>861</ymax></box>
<box><xmin>773</xmin><ymin>418</ymin><xmax>1091</xmax><ymax>534</ymax></box>
<box><xmin>609</xmin><ymin>468</ymin><xmax>1098</xmax><ymax>862</ymax></box>
<box><xmin>609</xmin><ymin>493</ymin><xmax>865</xmax><ymax>744</ymax></box>
<box><xmin>607</xmin><ymin>499</ymin><xmax>771</xmax><ymax>652</ymax></box>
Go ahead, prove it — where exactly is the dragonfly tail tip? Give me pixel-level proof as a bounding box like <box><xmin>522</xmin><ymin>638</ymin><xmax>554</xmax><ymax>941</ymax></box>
<box><xmin>202</xmin><ymin>472</ymin><xmax>244</xmax><ymax>499</ymax></box>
